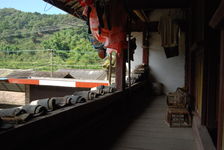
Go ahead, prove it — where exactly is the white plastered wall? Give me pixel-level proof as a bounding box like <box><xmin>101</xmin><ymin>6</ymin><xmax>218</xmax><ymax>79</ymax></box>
<box><xmin>131</xmin><ymin>9</ymin><xmax>185</xmax><ymax>93</ymax></box>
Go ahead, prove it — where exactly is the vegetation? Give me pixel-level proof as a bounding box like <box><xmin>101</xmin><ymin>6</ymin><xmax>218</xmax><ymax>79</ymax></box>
<box><xmin>0</xmin><ymin>8</ymin><xmax>102</xmax><ymax>71</ymax></box>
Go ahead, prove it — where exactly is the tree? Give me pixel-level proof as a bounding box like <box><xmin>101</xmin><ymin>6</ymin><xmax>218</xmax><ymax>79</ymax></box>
<box><xmin>0</xmin><ymin>44</ymin><xmax>19</xmax><ymax>55</ymax></box>
<box><xmin>0</xmin><ymin>8</ymin><xmax>102</xmax><ymax>70</ymax></box>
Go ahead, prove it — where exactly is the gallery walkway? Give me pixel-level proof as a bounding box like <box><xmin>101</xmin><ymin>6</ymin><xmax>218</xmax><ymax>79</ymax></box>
<box><xmin>109</xmin><ymin>96</ymin><xmax>198</xmax><ymax>150</ymax></box>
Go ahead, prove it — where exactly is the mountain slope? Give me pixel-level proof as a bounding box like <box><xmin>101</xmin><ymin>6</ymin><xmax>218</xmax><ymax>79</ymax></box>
<box><xmin>0</xmin><ymin>8</ymin><xmax>102</xmax><ymax>70</ymax></box>
<box><xmin>0</xmin><ymin>8</ymin><xmax>87</xmax><ymax>50</ymax></box>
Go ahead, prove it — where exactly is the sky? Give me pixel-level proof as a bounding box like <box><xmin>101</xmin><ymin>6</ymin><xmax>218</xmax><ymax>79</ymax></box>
<box><xmin>0</xmin><ymin>0</ymin><xmax>66</xmax><ymax>14</ymax></box>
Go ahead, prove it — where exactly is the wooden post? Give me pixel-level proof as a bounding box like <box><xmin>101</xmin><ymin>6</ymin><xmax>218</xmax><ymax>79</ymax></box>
<box><xmin>217</xmin><ymin>30</ymin><xmax>224</xmax><ymax>150</ymax></box>
<box><xmin>128</xmin><ymin>32</ymin><xmax>131</xmax><ymax>87</ymax></box>
<box><xmin>108</xmin><ymin>53</ymin><xmax>112</xmax><ymax>85</ymax></box>
<box><xmin>115</xmin><ymin>50</ymin><xmax>126</xmax><ymax>91</ymax></box>
<box><xmin>142</xmin><ymin>31</ymin><xmax>149</xmax><ymax>65</ymax></box>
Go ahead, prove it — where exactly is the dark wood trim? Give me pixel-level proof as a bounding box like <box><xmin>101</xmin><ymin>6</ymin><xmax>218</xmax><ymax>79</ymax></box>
<box><xmin>127</xmin><ymin>0</ymin><xmax>189</xmax><ymax>9</ymax></box>
<box><xmin>217</xmin><ymin>30</ymin><xmax>224</xmax><ymax>150</ymax></box>
<box><xmin>209</xmin><ymin>0</ymin><xmax>224</xmax><ymax>29</ymax></box>
<box><xmin>43</xmin><ymin>0</ymin><xmax>86</xmax><ymax>20</ymax></box>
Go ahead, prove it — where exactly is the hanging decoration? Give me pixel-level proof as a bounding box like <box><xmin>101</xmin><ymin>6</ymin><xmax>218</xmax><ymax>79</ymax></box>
<box><xmin>78</xmin><ymin>0</ymin><xmax>128</xmax><ymax>54</ymax></box>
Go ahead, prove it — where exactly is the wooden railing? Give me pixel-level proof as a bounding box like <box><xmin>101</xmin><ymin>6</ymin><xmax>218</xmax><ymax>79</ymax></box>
<box><xmin>0</xmin><ymin>81</ymin><xmax>150</xmax><ymax>150</ymax></box>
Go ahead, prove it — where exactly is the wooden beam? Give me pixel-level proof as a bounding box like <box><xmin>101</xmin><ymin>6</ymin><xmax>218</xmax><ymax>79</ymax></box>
<box><xmin>210</xmin><ymin>0</ymin><xmax>224</xmax><ymax>29</ymax></box>
<box><xmin>43</xmin><ymin>0</ymin><xmax>86</xmax><ymax>20</ymax></box>
<box><xmin>131</xmin><ymin>21</ymin><xmax>158</xmax><ymax>32</ymax></box>
<box><xmin>115</xmin><ymin>50</ymin><xmax>126</xmax><ymax>91</ymax></box>
<box><xmin>127</xmin><ymin>0</ymin><xmax>189</xmax><ymax>9</ymax></box>
<box><xmin>133</xmin><ymin>10</ymin><xmax>149</xmax><ymax>23</ymax></box>
<box><xmin>133</xmin><ymin>10</ymin><xmax>146</xmax><ymax>23</ymax></box>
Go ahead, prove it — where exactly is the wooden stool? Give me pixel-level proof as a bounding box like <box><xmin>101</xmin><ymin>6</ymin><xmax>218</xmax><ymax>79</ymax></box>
<box><xmin>166</xmin><ymin>107</ymin><xmax>192</xmax><ymax>128</ymax></box>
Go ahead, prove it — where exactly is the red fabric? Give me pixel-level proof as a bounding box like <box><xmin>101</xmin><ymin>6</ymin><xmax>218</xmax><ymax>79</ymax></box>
<box><xmin>78</xmin><ymin>0</ymin><xmax>94</xmax><ymax>7</ymax></box>
<box><xmin>89</xmin><ymin>6</ymin><xmax>109</xmax><ymax>45</ymax></box>
<box><xmin>80</xmin><ymin>0</ymin><xmax>128</xmax><ymax>54</ymax></box>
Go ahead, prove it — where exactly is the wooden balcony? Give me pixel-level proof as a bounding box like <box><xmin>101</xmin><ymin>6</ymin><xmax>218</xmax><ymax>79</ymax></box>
<box><xmin>0</xmin><ymin>82</ymin><xmax>197</xmax><ymax>150</ymax></box>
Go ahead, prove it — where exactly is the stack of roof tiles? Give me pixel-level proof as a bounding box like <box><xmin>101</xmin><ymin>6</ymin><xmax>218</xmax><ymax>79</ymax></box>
<box><xmin>0</xmin><ymin>85</ymin><xmax>115</xmax><ymax>131</ymax></box>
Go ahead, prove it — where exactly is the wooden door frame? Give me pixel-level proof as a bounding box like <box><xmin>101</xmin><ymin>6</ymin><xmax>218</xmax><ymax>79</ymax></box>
<box><xmin>190</xmin><ymin>45</ymin><xmax>208</xmax><ymax>124</ymax></box>
<box><xmin>209</xmin><ymin>0</ymin><xmax>224</xmax><ymax>149</ymax></box>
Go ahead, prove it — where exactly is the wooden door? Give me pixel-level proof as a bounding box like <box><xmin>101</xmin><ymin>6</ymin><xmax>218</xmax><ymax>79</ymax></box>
<box><xmin>194</xmin><ymin>51</ymin><xmax>204</xmax><ymax>117</ymax></box>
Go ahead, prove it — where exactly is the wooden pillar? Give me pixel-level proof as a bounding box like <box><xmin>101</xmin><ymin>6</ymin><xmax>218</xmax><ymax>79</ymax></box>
<box><xmin>217</xmin><ymin>30</ymin><xmax>224</xmax><ymax>150</ymax></box>
<box><xmin>142</xmin><ymin>31</ymin><xmax>149</xmax><ymax>65</ymax></box>
<box><xmin>142</xmin><ymin>47</ymin><xmax>149</xmax><ymax>65</ymax></box>
<box><xmin>115</xmin><ymin>50</ymin><xmax>126</xmax><ymax>91</ymax></box>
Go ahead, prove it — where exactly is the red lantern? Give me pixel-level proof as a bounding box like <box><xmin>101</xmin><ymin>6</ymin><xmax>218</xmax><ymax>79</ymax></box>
<box><xmin>98</xmin><ymin>49</ymin><xmax>106</xmax><ymax>59</ymax></box>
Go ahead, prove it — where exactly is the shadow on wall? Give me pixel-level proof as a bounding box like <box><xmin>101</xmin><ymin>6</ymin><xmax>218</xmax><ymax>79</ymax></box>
<box><xmin>131</xmin><ymin>31</ymin><xmax>185</xmax><ymax>94</ymax></box>
<box><xmin>148</xmin><ymin>67</ymin><xmax>165</xmax><ymax>96</ymax></box>
<box><xmin>149</xmin><ymin>32</ymin><xmax>185</xmax><ymax>93</ymax></box>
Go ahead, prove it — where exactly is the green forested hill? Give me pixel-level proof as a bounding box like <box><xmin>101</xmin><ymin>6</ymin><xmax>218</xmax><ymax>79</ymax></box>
<box><xmin>0</xmin><ymin>8</ymin><xmax>87</xmax><ymax>49</ymax></box>
<box><xmin>0</xmin><ymin>8</ymin><xmax>102</xmax><ymax>70</ymax></box>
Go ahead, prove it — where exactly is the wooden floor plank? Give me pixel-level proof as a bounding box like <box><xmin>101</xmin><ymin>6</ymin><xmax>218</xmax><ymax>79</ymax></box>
<box><xmin>110</xmin><ymin>96</ymin><xmax>197</xmax><ymax>150</ymax></box>
<box><xmin>118</xmin><ymin>129</ymin><xmax>195</xmax><ymax>140</ymax></box>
